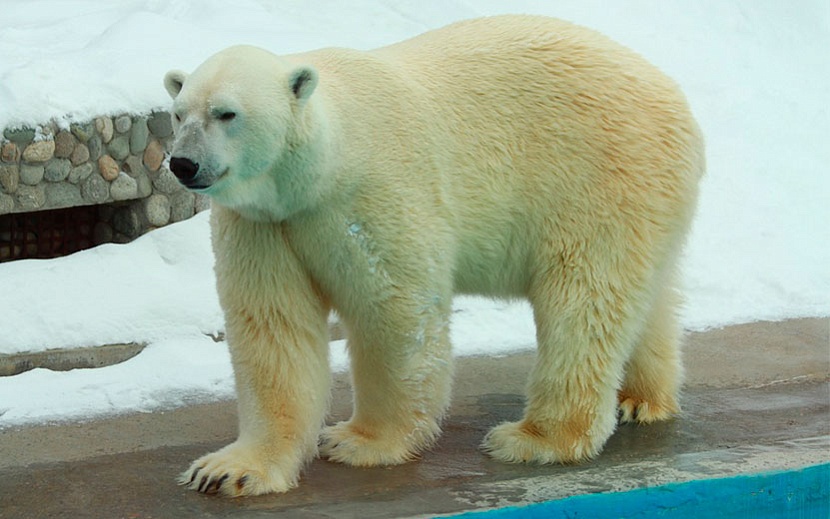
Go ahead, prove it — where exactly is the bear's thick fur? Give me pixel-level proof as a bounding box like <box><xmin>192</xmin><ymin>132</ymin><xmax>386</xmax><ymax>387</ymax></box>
<box><xmin>165</xmin><ymin>15</ymin><xmax>703</xmax><ymax>496</ymax></box>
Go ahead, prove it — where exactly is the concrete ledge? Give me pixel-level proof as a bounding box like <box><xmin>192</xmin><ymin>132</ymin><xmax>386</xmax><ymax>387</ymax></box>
<box><xmin>0</xmin><ymin>321</ymin><xmax>347</xmax><ymax>377</ymax></box>
<box><xmin>0</xmin><ymin>342</ymin><xmax>145</xmax><ymax>376</ymax></box>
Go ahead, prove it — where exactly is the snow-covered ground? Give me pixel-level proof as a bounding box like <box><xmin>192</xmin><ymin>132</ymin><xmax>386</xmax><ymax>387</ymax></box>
<box><xmin>0</xmin><ymin>1</ymin><xmax>827</xmax><ymax>427</ymax></box>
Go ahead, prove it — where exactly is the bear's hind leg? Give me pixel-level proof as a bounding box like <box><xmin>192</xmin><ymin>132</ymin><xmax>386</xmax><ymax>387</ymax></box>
<box><xmin>482</xmin><ymin>261</ymin><xmax>642</xmax><ymax>464</ymax></box>
<box><xmin>319</xmin><ymin>299</ymin><xmax>454</xmax><ymax>466</ymax></box>
<box><xmin>618</xmin><ymin>277</ymin><xmax>683</xmax><ymax>424</ymax></box>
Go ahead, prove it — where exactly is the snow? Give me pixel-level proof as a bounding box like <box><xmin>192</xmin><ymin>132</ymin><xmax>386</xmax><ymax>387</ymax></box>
<box><xmin>1</xmin><ymin>1</ymin><xmax>828</xmax><ymax>428</ymax></box>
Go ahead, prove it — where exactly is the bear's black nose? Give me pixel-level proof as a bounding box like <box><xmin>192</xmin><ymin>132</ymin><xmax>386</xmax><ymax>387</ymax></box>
<box><xmin>169</xmin><ymin>157</ymin><xmax>200</xmax><ymax>182</ymax></box>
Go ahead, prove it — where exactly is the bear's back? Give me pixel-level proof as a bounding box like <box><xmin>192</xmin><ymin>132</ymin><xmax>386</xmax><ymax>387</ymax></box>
<box><xmin>370</xmin><ymin>14</ymin><xmax>702</xmax><ymax>185</ymax></box>
<box><xmin>290</xmin><ymin>15</ymin><xmax>704</xmax><ymax>297</ymax></box>
<box><xmin>373</xmin><ymin>15</ymin><xmax>702</xmax><ymax>220</ymax></box>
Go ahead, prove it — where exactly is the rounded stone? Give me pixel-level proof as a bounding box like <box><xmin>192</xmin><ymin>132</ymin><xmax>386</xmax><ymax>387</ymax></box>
<box><xmin>3</xmin><ymin>127</ymin><xmax>36</xmax><ymax>146</ymax></box>
<box><xmin>16</xmin><ymin>185</ymin><xmax>46</xmax><ymax>210</ymax></box>
<box><xmin>68</xmin><ymin>163</ymin><xmax>94</xmax><ymax>184</ymax></box>
<box><xmin>111</xmin><ymin>173</ymin><xmax>138</xmax><ymax>201</ymax></box>
<box><xmin>107</xmin><ymin>135</ymin><xmax>130</xmax><ymax>161</ymax></box>
<box><xmin>87</xmin><ymin>135</ymin><xmax>102</xmax><ymax>161</ymax></box>
<box><xmin>70</xmin><ymin>142</ymin><xmax>90</xmax><ymax>166</ymax></box>
<box><xmin>136</xmin><ymin>173</ymin><xmax>153</xmax><ymax>198</ymax></box>
<box><xmin>170</xmin><ymin>189</ymin><xmax>196</xmax><ymax>222</ymax></box>
<box><xmin>70</xmin><ymin>122</ymin><xmax>94</xmax><ymax>143</ymax></box>
<box><xmin>152</xmin><ymin>167</ymin><xmax>181</xmax><ymax>194</ymax></box>
<box><xmin>54</xmin><ymin>131</ymin><xmax>77</xmax><ymax>159</ymax></box>
<box><xmin>195</xmin><ymin>194</ymin><xmax>211</xmax><ymax>213</ymax></box>
<box><xmin>22</xmin><ymin>140</ymin><xmax>56</xmax><ymax>163</ymax></box>
<box><xmin>123</xmin><ymin>155</ymin><xmax>146</xmax><ymax>178</ymax></box>
<box><xmin>2</xmin><ymin>142</ymin><xmax>21</xmax><ymax>163</ymax></box>
<box><xmin>130</xmin><ymin>117</ymin><xmax>149</xmax><ymax>154</ymax></box>
<box><xmin>0</xmin><ymin>193</ymin><xmax>14</xmax><ymax>215</ymax></box>
<box><xmin>81</xmin><ymin>174</ymin><xmax>110</xmax><ymax>203</ymax></box>
<box><xmin>98</xmin><ymin>155</ymin><xmax>120</xmax><ymax>181</ymax></box>
<box><xmin>44</xmin><ymin>159</ymin><xmax>72</xmax><ymax>182</ymax></box>
<box><xmin>95</xmin><ymin>117</ymin><xmax>114</xmax><ymax>143</ymax></box>
<box><xmin>147</xmin><ymin>112</ymin><xmax>173</xmax><ymax>138</ymax></box>
<box><xmin>20</xmin><ymin>164</ymin><xmax>44</xmax><ymax>185</ymax></box>
<box><xmin>45</xmin><ymin>182</ymin><xmax>83</xmax><ymax>207</ymax></box>
<box><xmin>0</xmin><ymin>164</ymin><xmax>20</xmax><ymax>194</ymax></box>
<box><xmin>143</xmin><ymin>139</ymin><xmax>165</xmax><ymax>171</ymax></box>
<box><xmin>112</xmin><ymin>207</ymin><xmax>141</xmax><ymax>237</ymax></box>
<box><xmin>145</xmin><ymin>193</ymin><xmax>171</xmax><ymax>226</ymax></box>
<box><xmin>114</xmin><ymin>115</ymin><xmax>132</xmax><ymax>134</ymax></box>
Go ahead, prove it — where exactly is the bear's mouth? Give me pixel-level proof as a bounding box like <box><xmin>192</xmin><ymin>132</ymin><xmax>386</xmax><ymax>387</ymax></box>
<box><xmin>186</xmin><ymin>168</ymin><xmax>229</xmax><ymax>192</ymax></box>
<box><xmin>182</xmin><ymin>179</ymin><xmax>211</xmax><ymax>191</ymax></box>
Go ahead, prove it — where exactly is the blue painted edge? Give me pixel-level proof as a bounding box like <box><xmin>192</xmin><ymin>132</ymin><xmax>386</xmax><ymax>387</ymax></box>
<box><xmin>446</xmin><ymin>463</ymin><xmax>830</xmax><ymax>519</ymax></box>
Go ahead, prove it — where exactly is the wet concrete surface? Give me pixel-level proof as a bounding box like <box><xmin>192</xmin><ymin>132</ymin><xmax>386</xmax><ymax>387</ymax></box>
<box><xmin>0</xmin><ymin>318</ymin><xmax>827</xmax><ymax>518</ymax></box>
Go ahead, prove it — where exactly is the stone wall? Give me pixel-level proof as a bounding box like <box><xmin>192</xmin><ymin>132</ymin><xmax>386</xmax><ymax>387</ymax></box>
<box><xmin>0</xmin><ymin>112</ymin><xmax>208</xmax><ymax>252</ymax></box>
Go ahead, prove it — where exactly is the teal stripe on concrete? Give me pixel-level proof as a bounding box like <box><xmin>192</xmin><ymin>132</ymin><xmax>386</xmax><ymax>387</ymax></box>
<box><xmin>448</xmin><ymin>463</ymin><xmax>829</xmax><ymax>519</ymax></box>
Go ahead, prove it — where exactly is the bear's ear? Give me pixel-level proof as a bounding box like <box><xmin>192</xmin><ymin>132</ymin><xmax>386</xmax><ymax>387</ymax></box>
<box><xmin>288</xmin><ymin>66</ymin><xmax>318</xmax><ymax>102</ymax></box>
<box><xmin>164</xmin><ymin>70</ymin><xmax>189</xmax><ymax>99</ymax></box>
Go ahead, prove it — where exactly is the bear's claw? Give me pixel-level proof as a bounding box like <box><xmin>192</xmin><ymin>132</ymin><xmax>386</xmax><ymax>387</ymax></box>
<box><xmin>179</xmin><ymin>441</ymin><xmax>300</xmax><ymax>497</ymax></box>
<box><xmin>180</xmin><ymin>465</ymin><xmax>245</xmax><ymax>496</ymax></box>
<box><xmin>617</xmin><ymin>393</ymin><xmax>679</xmax><ymax>424</ymax></box>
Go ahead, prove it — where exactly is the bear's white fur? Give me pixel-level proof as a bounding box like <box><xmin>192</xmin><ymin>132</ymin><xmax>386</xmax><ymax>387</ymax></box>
<box><xmin>165</xmin><ymin>15</ymin><xmax>703</xmax><ymax>497</ymax></box>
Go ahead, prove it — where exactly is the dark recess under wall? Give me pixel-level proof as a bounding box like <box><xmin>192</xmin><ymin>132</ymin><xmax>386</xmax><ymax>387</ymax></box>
<box><xmin>0</xmin><ymin>205</ymin><xmax>101</xmax><ymax>262</ymax></box>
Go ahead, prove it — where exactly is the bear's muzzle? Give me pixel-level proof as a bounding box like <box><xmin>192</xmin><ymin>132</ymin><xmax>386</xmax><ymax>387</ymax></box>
<box><xmin>169</xmin><ymin>156</ymin><xmax>200</xmax><ymax>187</ymax></box>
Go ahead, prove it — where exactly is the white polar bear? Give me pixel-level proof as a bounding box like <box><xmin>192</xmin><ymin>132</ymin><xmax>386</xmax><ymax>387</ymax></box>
<box><xmin>164</xmin><ymin>15</ymin><xmax>703</xmax><ymax>497</ymax></box>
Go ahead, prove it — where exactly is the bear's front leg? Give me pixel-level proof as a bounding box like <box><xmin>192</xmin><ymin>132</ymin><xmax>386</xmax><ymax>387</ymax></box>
<box><xmin>181</xmin><ymin>213</ymin><xmax>331</xmax><ymax>497</ymax></box>
<box><xmin>180</xmin><ymin>303</ymin><xmax>331</xmax><ymax>497</ymax></box>
<box><xmin>319</xmin><ymin>295</ymin><xmax>454</xmax><ymax>466</ymax></box>
<box><xmin>179</xmin><ymin>312</ymin><xmax>330</xmax><ymax>497</ymax></box>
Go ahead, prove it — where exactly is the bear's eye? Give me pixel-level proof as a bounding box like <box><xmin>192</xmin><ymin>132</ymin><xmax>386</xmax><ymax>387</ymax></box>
<box><xmin>175</xmin><ymin>113</ymin><xmax>182</xmax><ymax>122</ymax></box>
<box><xmin>219</xmin><ymin>111</ymin><xmax>236</xmax><ymax>121</ymax></box>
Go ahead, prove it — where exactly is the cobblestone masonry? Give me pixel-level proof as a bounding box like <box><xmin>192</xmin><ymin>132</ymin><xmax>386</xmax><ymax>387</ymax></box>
<box><xmin>1</xmin><ymin>112</ymin><xmax>208</xmax><ymax>253</ymax></box>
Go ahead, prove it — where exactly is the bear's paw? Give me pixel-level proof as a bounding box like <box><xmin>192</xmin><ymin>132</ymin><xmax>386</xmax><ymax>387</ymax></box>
<box><xmin>618</xmin><ymin>392</ymin><xmax>680</xmax><ymax>424</ymax></box>
<box><xmin>179</xmin><ymin>441</ymin><xmax>300</xmax><ymax>497</ymax></box>
<box><xmin>319</xmin><ymin>421</ymin><xmax>431</xmax><ymax>467</ymax></box>
<box><xmin>481</xmin><ymin>420</ymin><xmax>600</xmax><ymax>465</ymax></box>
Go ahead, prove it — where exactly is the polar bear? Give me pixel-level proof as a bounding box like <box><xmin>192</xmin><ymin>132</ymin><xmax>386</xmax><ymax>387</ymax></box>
<box><xmin>164</xmin><ymin>15</ymin><xmax>703</xmax><ymax>496</ymax></box>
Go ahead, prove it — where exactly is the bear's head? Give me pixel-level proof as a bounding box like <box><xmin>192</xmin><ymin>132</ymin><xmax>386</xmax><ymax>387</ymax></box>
<box><xmin>164</xmin><ymin>45</ymin><xmax>324</xmax><ymax>221</ymax></box>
